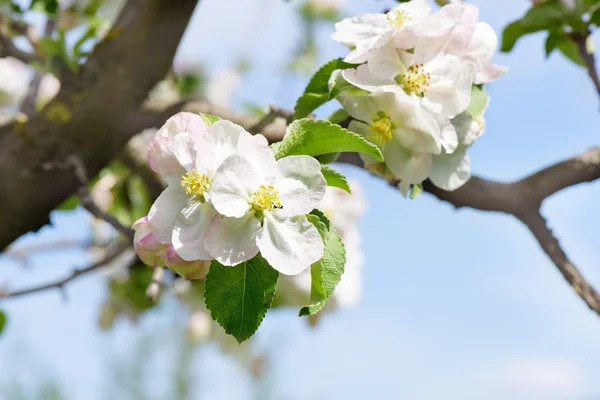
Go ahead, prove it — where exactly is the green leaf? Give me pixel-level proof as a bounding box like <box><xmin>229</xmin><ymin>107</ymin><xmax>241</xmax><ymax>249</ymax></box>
<box><xmin>501</xmin><ymin>1</ymin><xmax>570</xmax><ymax>53</ymax></box>
<box><xmin>299</xmin><ymin>210</ymin><xmax>346</xmax><ymax>316</ymax></box>
<box><xmin>321</xmin><ymin>165</ymin><xmax>351</xmax><ymax>193</ymax></box>
<box><xmin>316</xmin><ymin>152</ymin><xmax>340</xmax><ymax>164</ymax></box>
<box><xmin>200</xmin><ymin>113</ymin><xmax>221</xmax><ymax>126</ymax></box>
<box><xmin>409</xmin><ymin>183</ymin><xmax>423</xmax><ymax>199</ymax></box>
<box><xmin>204</xmin><ymin>255</ymin><xmax>279</xmax><ymax>343</ymax></box>
<box><xmin>591</xmin><ymin>7</ymin><xmax>600</xmax><ymax>26</ymax></box>
<box><xmin>467</xmin><ymin>85</ymin><xmax>488</xmax><ymax>119</ymax></box>
<box><xmin>545</xmin><ymin>32</ymin><xmax>586</xmax><ymax>66</ymax></box>
<box><xmin>0</xmin><ymin>311</ymin><xmax>7</xmax><ymax>336</ymax></box>
<box><xmin>327</xmin><ymin>108</ymin><xmax>349</xmax><ymax>125</ymax></box>
<box><xmin>269</xmin><ymin>141</ymin><xmax>282</xmax><ymax>156</ymax></box>
<box><xmin>275</xmin><ymin>119</ymin><xmax>383</xmax><ymax>161</ymax></box>
<box><xmin>56</xmin><ymin>194</ymin><xmax>79</xmax><ymax>210</ymax></box>
<box><xmin>294</xmin><ymin>58</ymin><xmax>357</xmax><ymax>119</ymax></box>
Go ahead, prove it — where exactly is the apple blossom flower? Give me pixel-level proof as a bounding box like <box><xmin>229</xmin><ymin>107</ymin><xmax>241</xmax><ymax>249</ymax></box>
<box><xmin>165</xmin><ymin>245</ymin><xmax>211</xmax><ymax>280</ymax></box>
<box><xmin>332</xmin><ymin>0</ymin><xmax>430</xmax><ymax>63</ymax></box>
<box><xmin>146</xmin><ymin>113</ymin><xmax>271</xmax><ymax>263</ymax></box>
<box><xmin>339</xmin><ymin>87</ymin><xmax>441</xmax><ymax>184</ymax></box>
<box><xmin>0</xmin><ymin>57</ymin><xmax>29</xmax><ymax>108</ymax></box>
<box><xmin>207</xmin><ymin>153</ymin><xmax>326</xmax><ymax>275</ymax></box>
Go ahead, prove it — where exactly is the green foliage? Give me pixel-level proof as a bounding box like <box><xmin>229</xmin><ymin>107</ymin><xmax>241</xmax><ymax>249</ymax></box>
<box><xmin>410</xmin><ymin>183</ymin><xmax>423</xmax><ymax>200</ymax></box>
<box><xmin>467</xmin><ymin>85</ymin><xmax>488</xmax><ymax>119</ymax></box>
<box><xmin>199</xmin><ymin>113</ymin><xmax>221</xmax><ymax>126</ymax></box>
<box><xmin>0</xmin><ymin>311</ymin><xmax>6</xmax><ymax>336</ymax></box>
<box><xmin>321</xmin><ymin>165</ymin><xmax>351</xmax><ymax>193</ymax></box>
<box><xmin>275</xmin><ymin>119</ymin><xmax>383</xmax><ymax>161</ymax></box>
<box><xmin>204</xmin><ymin>255</ymin><xmax>279</xmax><ymax>343</ymax></box>
<box><xmin>299</xmin><ymin>210</ymin><xmax>346</xmax><ymax>316</ymax></box>
<box><xmin>30</xmin><ymin>0</ymin><xmax>58</xmax><ymax>15</ymax></box>
<box><xmin>501</xmin><ymin>1</ymin><xmax>571</xmax><ymax>53</ymax></box>
<box><xmin>545</xmin><ymin>32</ymin><xmax>586</xmax><ymax>66</ymax></box>
<box><xmin>294</xmin><ymin>58</ymin><xmax>358</xmax><ymax>119</ymax></box>
<box><xmin>327</xmin><ymin>108</ymin><xmax>349</xmax><ymax>125</ymax></box>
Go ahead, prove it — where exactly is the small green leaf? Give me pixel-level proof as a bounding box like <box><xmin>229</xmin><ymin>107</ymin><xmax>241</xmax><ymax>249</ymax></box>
<box><xmin>545</xmin><ymin>32</ymin><xmax>586</xmax><ymax>66</ymax></box>
<box><xmin>0</xmin><ymin>311</ymin><xmax>7</xmax><ymax>336</ymax></box>
<box><xmin>56</xmin><ymin>194</ymin><xmax>79</xmax><ymax>210</ymax></box>
<box><xmin>269</xmin><ymin>141</ymin><xmax>282</xmax><ymax>156</ymax></box>
<box><xmin>502</xmin><ymin>1</ymin><xmax>569</xmax><ymax>53</ymax></box>
<box><xmin>321</xmin><ymin>165</ymin><xmax>351</xmax><ymax>193</ymax></box>
<box><xmin>327</xmin><ymin>108</ymin><xmax>349</xmax><ymax>125</ymax></box>
<box><xmin>204</xmin><ymin>255</ymin><xmax>279</xmax><ymax>343</ymax></box>
<box><xmin>294</xmin><ymin>58</ymin><xmax>358</xmax><ymax>119</ymax></box>
<box><xmin>299</xmin><ymin>210</ymin><xmax>346</xmax><ymax>316</ymax></box>
<box><xmin>467</xmin><ymin>85</ymin><xmax>488</xmax><ymax>119</ymax></box>
<box><xmin>275</xmin><ymin>119</ymin><xmax>383</xmax><ymax>161</ymax></box>
<box><xmin>200</xmin><ymin>113</ymin><xmax>221</xmax><ymax>126</ymax></box>
<box><xmin>316</xmin><ymin>152</ymin><xmax>340</xmax><ymax>164</ymax></box>
<box><xmin>410</xmin><ymin>183</ymin><xmax>423</xmax><ymax>199</ymax></box>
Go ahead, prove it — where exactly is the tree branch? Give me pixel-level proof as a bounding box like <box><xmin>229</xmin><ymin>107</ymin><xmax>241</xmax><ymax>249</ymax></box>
<box><xmin>573</xmin><ymin>32</ymin><xmax>600</xmax><ymax>99</ymax></box>
<box><xmin>0</xmin><ymin>242</ymin><xmax>129</xmax><ymax>300</ymax></box>
<box><xmin>0</xmin><ymin>0</ymin><xmax>200</xmax><ymax>251</ymax></box>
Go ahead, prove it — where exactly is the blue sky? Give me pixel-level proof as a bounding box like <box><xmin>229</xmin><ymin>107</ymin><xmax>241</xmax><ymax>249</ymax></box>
<box><xmin>1</xmin><ymin>0</ymin><xmax>600</xmax><ymax>399</ymax></box>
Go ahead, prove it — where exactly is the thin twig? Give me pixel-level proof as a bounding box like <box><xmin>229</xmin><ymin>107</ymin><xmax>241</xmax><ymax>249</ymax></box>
<box><xmin>0</xmin><ymin>242</ymin><xmax>129</xmax><ymax>299</ymax></box>
<box><xmin>66</xmin><ymin>154</ymin><xmax>135</xmax><ymax>240</ymax></box>
<box><xmin>0</xmin><ymin>30</ymin><xmax>38</xmax><ymax>63</ymax></box>
<box><xmin>248</xmin><ymin>105</ymin><xmax>294</xmax><ymax>134</ymax></box>
<box><xmin>5</xmin><ymin>239</ymin><xmax>85</xmax><ymax>262</ymax></box>
<box><xmin>573</xmin><ymin>32</ymin><xmax>600</xmax><ymax>100</ymax></box>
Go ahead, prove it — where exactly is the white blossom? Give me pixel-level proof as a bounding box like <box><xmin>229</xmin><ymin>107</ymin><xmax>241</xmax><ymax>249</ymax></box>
<box><xmin>207</xmin><ymin>153</ymin><xmax>326</xmax><ymax>275</ymax></box>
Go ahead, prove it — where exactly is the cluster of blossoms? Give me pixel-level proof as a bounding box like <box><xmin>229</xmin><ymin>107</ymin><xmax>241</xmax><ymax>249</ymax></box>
<box><xmin>332</xmin><ymin>0</ymin><xmax>506</xmax><ymax>191</ymax></box>
<box><xmin>278</xmin><ymin>181</ymin><xmax>366</xmax><ymax>309</ymax></box>
<box><xmin>133</xmin><ymin>112</ymin><xmax>327</xmax><ymax>277</ymax></box>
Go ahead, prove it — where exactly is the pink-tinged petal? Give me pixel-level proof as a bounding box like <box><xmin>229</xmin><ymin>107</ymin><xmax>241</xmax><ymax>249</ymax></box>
<box><xmin>475</xmin><ymin>61</ymin><xmax>508</xmax><ymax>84</ymax></box>
<box><xmin>166</xmin><ymin>245</ymin><xmax>211</xmax><ymax>280</ymax></box>
<box><xmin>146</xmin><ymin>137</ymin><xmax>185</xmax><ymax>180</ymax></box>
<box><xmin>276</xmin><ymin>156</ymin><xmax>326</xmax><ymax>217</ymax></box>
<box><xmin>156</xmin><ymin>112</ymin><xmax>207</xmax><ymax>140</ymax></box>
<box><xmin>196</xmin><ymin>120</ymin><xmax>248</xmax><ymax>174</ymax></box>
<box><xmin>134</xmin><ymin>232</ymin><xmax>169</xmax><ymax>267</ymax></box>
<box><xmin>256</xmin><ymin>211</ymin><xmax>324</xmax><ymax>276</ymax></box>
<box><xmin>172</xmin><ymin>201</ymin><xmax>216</xmax><ymax>261</ymax></box>
<box><xmin>210</xmin><ymin>155</ymin><xmax>258</xmax><ymax>218</ymax></box>
<box><xmin>205</xmin><ymin>213</ymin><xmax>261</xmax><ymax>266</ymax></box>
<box><xmin>148</xmin><ymin>186</ymin><xmax>188</xmax><ymax>244</ymax></box>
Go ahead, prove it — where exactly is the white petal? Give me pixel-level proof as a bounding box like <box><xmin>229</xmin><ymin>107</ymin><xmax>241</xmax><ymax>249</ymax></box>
<box><xmin>196</xmin><ymin>120</ymin><xmax>247</xmax><ymax>174</ymax></box>
<box><xmin>423</xmin><ymin>55</ymin><xmax>473</xmax><ymax>117</ymax></box>
<box><xmin>332</xmin><ymin>13</ymin><xmax>389</xmax><ymax>48</ymax></box>
<box><xmin>342</xmin><ymin>64</ymin><xmax>393</xmax><ymax>92</ymax></box>
<box><xmin>210</xmin><ymin>155</ymin><xmax>258</xmax><ymax>218</ymax></box>
<box><xmin>475</xmin><ymin>61</ymin><xmax>508</xmax><ymax>84</ymax></box>
<box><xmin>172</xmin><ymin>201</ymin><xmax>217</xmax><ymax>261</ymax></box>
<box><xmin>172</xmin><ymin>132</ymin><xmax>197</xmax><ymax>171</ymax></box>
<box><xmin>348</xmin><ymin>120</ymin><xmax>381</xmax><ymax>165</ymax></box>
<box><xmin>205</xmin><ymin>213</ymin><xmax>260</xmax><ymax>266</ymax></box>
<box><xmin>430</xmin><ymin>149</ymin><xmax>471</xmax><ymax>191</ymax></box>
<box><xmin>276</xmin><ymin>156</ymin><xmax>327</xmax><ymax>217</ymax></box>
<box><xmin>388</xmin><ymin>92</ymin><xmax>441</xmax><ymax>154</ymax></box>
<box><xmin>466</xmin><ymin>22</ymin><xmax>497</xmax><ymax>62</ymax></box>
<box><xmin>257</xmin><ymin>212</ymin><xmax>324</xmax><ymax>276</ymax></box>
<box><xmin>384</xmin><ymin>141</ymin><xmax>432</xmax><ymax>184</ymax></box>
<box><xmin>238</xmin><ymin>132</ymin><xmax>278</xmax><ymax>183</ymax></box>
<box><xmin>148</xmin><ymin>185</ymin><xmax>188</xmax><ymax>244</ymax></box>
<box><xmin>366</xmin><ymin>41</ymin><xmax>408</xmax><ymax>80</ymax></box>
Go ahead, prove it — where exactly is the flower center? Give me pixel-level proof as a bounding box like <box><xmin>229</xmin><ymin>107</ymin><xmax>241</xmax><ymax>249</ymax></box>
<box><xmin>250</xmin><ymin>185</ymin><xmax>282</xmax><ymax>212</ymax></box>
<box><xmin>387</xmin><ymin>9</ymin><xmax>411</xmax><ymax>28</ymax></box>
<box><xmin>396</xmin><ymin>64</ymin><xmax>431</xmax><ymax>97</ymax></box>
<box><xmin>369</xmin><ymin>111</ymin><xmax>395</xmax><ymax>146</ymax></box>
<box><xmin>180</xmin><ymin>169</ymin><xmax>211</xmax><ymax>200</ymax></box>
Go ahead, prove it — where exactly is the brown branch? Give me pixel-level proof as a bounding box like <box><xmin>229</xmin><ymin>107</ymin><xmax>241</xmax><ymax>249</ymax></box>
<box><xmin>573</xmin><ymin>32</ymin><xmax>600</xmax><ymax>99</ymax></box>
<box><xmin>248</xmin><ymin>105</ymin><xmax>294</xmax><ymax>134</ymax></box>
<box><xmin>519</xmin><ymin>211</ymin><xmax>600</xmax><ymax>314</ymax></box>
<box><xmin>0</xmin><ymin>242</ymin><xmax>129</xmax><ymax>299</ymax></box>
<box><xmin>0</xmin><ymin>30</ymin><xmax>38</xmax><ymax>63</ymax></box>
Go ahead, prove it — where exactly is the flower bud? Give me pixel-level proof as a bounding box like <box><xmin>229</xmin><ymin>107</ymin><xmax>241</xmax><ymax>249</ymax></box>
<box><xmin>132</xmin><ymin>217</ymin><xmax>168</xmax><ymax>267</ymax></box>
<box><xmin>165</xmin><ymin>245</ymin><xmax>211</xmax><ymax>280</ymax></box>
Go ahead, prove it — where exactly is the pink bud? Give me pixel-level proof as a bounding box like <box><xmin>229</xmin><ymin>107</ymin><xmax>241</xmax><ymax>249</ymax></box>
<box><xmin>166</xmin><ymin>245</ymin><xmax>211</xmax><ymax>280</ymax></box>
<box><xmin>132</xmin><ymin>217</ymin><xmax>169</xmax><ymax>267</ymax></box>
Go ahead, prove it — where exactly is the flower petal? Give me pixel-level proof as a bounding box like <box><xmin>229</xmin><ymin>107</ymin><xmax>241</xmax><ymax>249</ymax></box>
<box><xmin>276</xmin><ymin>156</ymin><xmax>326</xmax><ymax>217</ymax></box>
<box><xmin>166</xmin><ymin>245</ymin><xmax>211</xmax><ymax>280</ymax></box>
<box><xmin>172</xmin><ymin>201</ymin><xmax>217</xmax><ymax>261</ymax></box>
<box><xmin>238</xmin><ymin>132</ymin><xmax>278</xmax><ymax>183</ymax></box>
<box><xmin>430</xmin><ymin>148</ymin><xmax>471</xmax><ymax>191</ymax></box>
<box><xmin>210</xmin><ymin>154</ymin><xmax>258</xmax><ymax>218</ymax></box>
<box><xmin>172</xmin><ymin>132</ymin><xmax>197</xmax><ymax>172</ymax></box>
<box><xmin>156</xmin><ymin>112</ymin><xmax>207</xmax><ymax>140</ymax></box>
<box><xmin>134</xmin><ymin>232</ymin><xmax>168</xmax><ymax>267</ymax></box>
<box><xmin>205</xmin><ymin>212</ymin><xmax>261</xmax><ymax>266</ymax></box>
<box><xmin>196</xmin><ymin>120</ymin><xmax>247</xmax><ymax>174</ymax></box>
<box><xmin>383</xmin><ymin>140</ymin><xmax>432</xmax><ymax>184</ymax></box>
<box><xmin>148</xmin><ymin>185</ymin><xmax>188</xmax><ymax>243</ymax></box>
<box><xmin>257</xmin><ymin>211</ymin><xmax>324</xmax><ymax>276</ymax></box>
<box><xmin>146</xmin><ymin>137</ymin><xmax>185</xmax><ymax>181</ymax></box>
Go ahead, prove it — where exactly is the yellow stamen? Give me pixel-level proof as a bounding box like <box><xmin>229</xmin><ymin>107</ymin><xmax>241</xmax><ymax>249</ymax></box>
<box><xmin>369</xmin><ymin>111</ymin><xmax>395</xmax><ymax>146</ymax></box>
<box><xmin>180</xmin><ymin>169</ymin><xmax>211</xmax><ymax>199</ymax></box>
<box><xmin>396</xmin><ymin>64</ymin><xmax>431</xmax><ymax>97</ymax></box>
<box><xmin>387</xmin><ymin>9</ymin><xmax>411</xmax><ymax>28</ymax></box>
<box><xmin>251</xmin><ymin>185</ymin><xmax>282</xmax><ymax>212</ymax></box>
